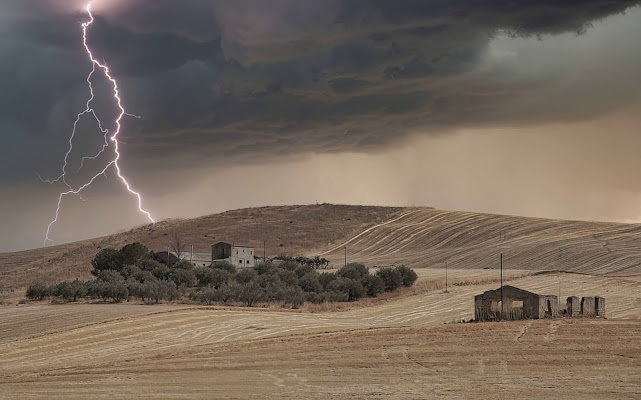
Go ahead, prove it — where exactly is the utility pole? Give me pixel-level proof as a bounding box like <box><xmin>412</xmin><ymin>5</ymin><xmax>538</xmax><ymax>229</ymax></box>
<box><xmin>500</xmin><ymin>253</ymin><xmax>504</xmax><ymax>318</ymax></box>
<box><xmin>191</xmin><ymin>244</ymin><xmax>193</xmax><ymax>263</ymax></box>
<box><xmin>264</xmin><ymin>240</ymin><xmax>266</xmax><ymax>262</ymax></box>
<box><xmin>344</xmin><ymin>246</ymin><xmax>347</xmax><ymax>267</ymax></box>
<box><xmin>445</xmin><ymin>261</ymin><xmax>449</xmax><ymax>293</ymax></box>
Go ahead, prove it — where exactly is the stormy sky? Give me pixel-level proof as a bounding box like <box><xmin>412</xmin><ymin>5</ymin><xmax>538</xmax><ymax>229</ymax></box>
<box><xmin>1</xmin><ymin>0</ymin><xmax>640</xmax><ymax>252</ymax></box>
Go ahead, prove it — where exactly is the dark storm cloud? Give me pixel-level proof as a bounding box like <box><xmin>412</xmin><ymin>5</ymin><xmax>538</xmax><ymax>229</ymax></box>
<box><xmin>1</xmin><ymin>0</ymin><xmax>640</xmax><ymax>183</ymax></box>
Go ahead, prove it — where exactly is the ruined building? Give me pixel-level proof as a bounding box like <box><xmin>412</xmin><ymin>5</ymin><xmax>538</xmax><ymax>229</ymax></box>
<box><xmin>474</xmin><ymin>285</ymin><xmax>605</xmax><ymax>322</ymax></box>
<box><xmin>475</xmin><ymin>286</ymin><xmax>558</xmax><ymax>322</ymax></box>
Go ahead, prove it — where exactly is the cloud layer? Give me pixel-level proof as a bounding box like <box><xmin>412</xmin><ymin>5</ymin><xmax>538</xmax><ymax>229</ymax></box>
<box><xmin>1</xmin><ymin>1</ymin><xmax>641</xmax><ymax>251</ymax></box>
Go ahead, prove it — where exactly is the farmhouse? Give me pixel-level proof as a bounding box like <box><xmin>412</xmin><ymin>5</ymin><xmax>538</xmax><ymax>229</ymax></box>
<box><xmin>475</xmin><ymin>286</ymin><xmax>606</xmax><ymax>322</ymax></box>
<box><xmin>212</xmin><ymin>242</ymin><xmax>255</xmax><ymax>268</ymax></box>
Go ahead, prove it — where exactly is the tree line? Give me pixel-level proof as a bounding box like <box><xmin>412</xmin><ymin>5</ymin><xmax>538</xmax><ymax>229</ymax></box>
<box><xmin>26</xmin><ymin>242</ymin><xmax>417</xmax><ymax>308</ymax></box>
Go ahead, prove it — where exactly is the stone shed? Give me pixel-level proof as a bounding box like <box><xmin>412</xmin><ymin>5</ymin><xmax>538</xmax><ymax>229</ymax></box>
<box><xmin>475</xmin><ymin>285</ymin><xmax>559</xmax><ymax>322</ymax></box>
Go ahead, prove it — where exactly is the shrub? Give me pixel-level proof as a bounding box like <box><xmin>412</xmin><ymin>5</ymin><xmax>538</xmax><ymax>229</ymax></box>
<box><xmin>152</xmin><ymin>264</ymin><xmax>171</xmax><ymax>281</ymax></box>
<box><xmin>173</xmin><ymin>260</ymin><xmax>195</xmax><ymax>270</ymax></box>
<box><xmin>298</xmin><ymin>273</ymin><xmax>323</xmax><ymax>293</ymax></box>
<box><xmin>235</xmin><ymin>268</ymin><xmax>257</xmax><ymax>284</ymax></box>
<box><xmin>255</xmin><ymin>261</ymin><xmax>275</xmax><ymax>275</ymax></box>
<box><xmin>121</xmin><ymin>265</ymin><xmax>142</xmax><ymax>279</ymax></box>
<box><xmin>26</xmin><ymin>283</ymin><xmax>50</xmax><ymax>300</ymax></box>
<box><xmin>54</xmin><ymin>279</ymin><xmax>87</xmax><ymax>302</ymax></box>
<box><xmin>327</xmin><ymin>277</ymin><xmax>366</xmax><ymax>302</ymax></box>
<box><xmin>119</xmin><ymin>242</ymin><xmax>151</xmax><ymax>266</ymax></box>
<box><xmin>361</xmin><ymin>274</ymin><xmax>385</xmax><ymax>297</ymax></box>
<box><xmin>294</xmin><ymin>264</ymin><xmax>315</xmax><ymax>278</ymax></box>
<box><xmin>318</xmin><ymin>272</ymin><xmax>338</xmax><ymax>289</ymax></box>
<box><xmin>237</xmin><ymin>281</ymin><xmax>264</xmax><ymax>307</ymax></box>
<box><xmin>276</xmin><ymin>269</ymin><xmax>298</xmax><ymax>286</ymax></box>
<box><xmin>395</xmin><ymin>265</ymin><xmax>418</xmax><ymax>287</ymax></box>
<box><xmin>376</xmin><ymin>267</ymin><xmax>403</xmax><ymax>292</ymax></box>
<box><xmin>337</xmin><ymin>263</ymin><xmax>369</xmax><ymax>281</ymax></box>
<box><xmin>139</xmin><ymin>259</ymin><xmax>164</xmax><ymax>272</ymax></box>
<box><xmin>211</xmin><ymin>261</ymin><xmax>236</xmax><ymax>274</ymax></box>
<box><xmin>195</xmin><ymin>267</ymin><xmax>231</xmax><ymax>288</ymax></box>
<box><xmin>91</xmin><ymin>248</ymin><xmax>122</xmax><ymax>276</ymax></box>
<box><xmin>282</xmin><ymin>286</ymin><xmax>306</xmax><ymax>308</ymax></box>
<box><xmin>191</xmin><ymin>287</ymin><xmax>218</xmax><ymax>305</ymax></box>
<box><xmin>170</xmin><ymin>268</ymin><xmax>197</xmax><ymax>287</ymax></box>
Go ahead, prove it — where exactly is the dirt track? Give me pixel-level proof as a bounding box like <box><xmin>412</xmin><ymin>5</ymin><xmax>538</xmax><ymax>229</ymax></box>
<box><xmin>1</xmin><ymin>270</ymin><xmax>640</xmax><ymax>399</ymax></box>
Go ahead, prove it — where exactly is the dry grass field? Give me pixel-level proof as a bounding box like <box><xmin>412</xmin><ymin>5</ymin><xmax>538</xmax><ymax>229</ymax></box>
<box><xmin>2</xmin><ymin>205</ymin><xmax>641</xmax><ymax>398</ymax></box>
<box><xmin>0</xmin><ymin>204</ymin><xmax>401</xmax><ymax>289</ymax></box>
<box><xmin>318</xmin><ymin>207</ymin><xmax>641</xmax><ymax>276</ymax></box>
<box><xmin>3</xmin><ymin>204</ymin><xmax>641</xmax><ymax>291</ymax></box>
<box><xmin>1</xmin><ymin>270</ymin><xmax>640</xmax><ymax>399</ymax></box>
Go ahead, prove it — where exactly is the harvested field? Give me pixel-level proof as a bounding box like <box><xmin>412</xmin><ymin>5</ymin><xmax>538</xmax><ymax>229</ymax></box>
<box><xmin>3</xmin><ymin>204</ymin><xmax>641</xmax><ymax>290</ymax></box>
<box><xmin>318</xmin><ymin>208</ymin><xmax>641</xmax><ymax>275</ymax></box>
<box><xmin>1</xmin><ymin>271</ymin><xmax>640</xmax><ymax>399</ymax></box>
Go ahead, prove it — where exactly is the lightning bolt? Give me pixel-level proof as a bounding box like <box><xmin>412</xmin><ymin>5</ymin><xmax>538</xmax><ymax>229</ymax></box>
<box><xmin>43</xmin><ymin>3</ymin><xmax>154</xmax><ymax>247</ymax></box>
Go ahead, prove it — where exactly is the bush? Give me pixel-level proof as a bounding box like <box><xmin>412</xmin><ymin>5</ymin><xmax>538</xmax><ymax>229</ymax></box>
<box><xmin>195</xmin><ymin>267</ymin><xmax>231</xmax><ymax>288</ymax></box>
<box><xmin>235</xmin><ymin>268</ymin><xmax>257</xmax><ymax>284</ymax></box>
<box><xmin>282</xmin><ymin>286</ymin><xmax>306</xmax><ymax>308</ymax></box>
<box><xmin>91</xmin><ymin>248</ymin><xmax>122</xmax><ymax>276</ymax></box>
<box><xmin>170</xmin><ymin>268</ymin><xmax>197</xmax><ymax>287</ymax></box>
<box><xmin>361</xmin><ymin>274</ymin><xmax>385</xmax><ymax>297</ymax></box>
<box><xmin>26</xmin><ymin>283</ymin><xmax>51</xmax><ymax>300</ymax></box>
<box><xmin>237</xmin><ymin>281</ymin><xmax>264</xmax><ymax>307</ymax></box>
<box><xmin>318</xmin><ymin>272</ymin><xmax>338</xmax><ymax>289</ymax></box>
<box><xmin>327</xmin><ymin>277</ymin><xmax>366</xmax><ymax>302</ymax></box>
<box><xmin>54</xmin><ymin>279</ymin><xmax>87</xmax><ymax>302</ymax></box>
<box><xmin>396</xmin><ymin>265</ymin><xmax>418</xmax><ymax>287</ymax></box>
<box><xmin>139</xmin><ymin>259</ymin><xmax>164</xmax><ymax>272</ymax></box>
<box><xmin>337</xmin><ymin>263</ymin><xmax>369</xmax><ymax>281</ymax></box>
<box><xmin>211</xmin><ymin>261</ymin><xmax>236</xmax><ymax>274</ymax></box>
<box><xmin>255</xmin><ymin>261</ymin><xmax>275</xmax><ymax>275</ymax></box>
<box><xmin>191</xmin><ymin>287</ymin><xmax>218</xmax><ymax>305</ymax></box>
<box><xmin>276</xmin><ymin>269</ymin><xmax>298</xmax><ymax>286</ymax></box>
<box><xmin>119</xmin><ymin>242</ymin><xmax>151</xmax><ymax>266</ymax></box>
<box><xmin>298</xmin><ymin>273</ymin><xmax>323</xmax><ymax>293</ymax></box>
<box><xmin>376</xmin><ymin>267</ymin><xmax>403</xmax><ymax>292</ymax></box>
<box><xmin>152</xmin><ymin>264</ymin><xmax>171</xmax><ymax>281</ymax></box>
<box><xmin>173</xmin><ymin>260</ymin><xmax>195</xmax><ymax>270</ymax></box>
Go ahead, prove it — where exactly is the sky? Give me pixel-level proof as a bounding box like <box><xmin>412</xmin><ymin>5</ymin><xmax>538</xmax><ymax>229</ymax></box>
<box><xmin>1</xmin><ymin>0</ymin><xmax>640</xmax><ymax>252</ymax></box>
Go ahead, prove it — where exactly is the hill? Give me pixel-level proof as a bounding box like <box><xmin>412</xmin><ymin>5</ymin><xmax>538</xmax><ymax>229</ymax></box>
<box><xmin>2</xmin><ymin>204</ymin><xmax>641</xmax><ymax>290</ymax></box>
<box><xmin>0</xmin><ymin>205</ymin><xmax>402</xmax><ymax>289</ymax></box>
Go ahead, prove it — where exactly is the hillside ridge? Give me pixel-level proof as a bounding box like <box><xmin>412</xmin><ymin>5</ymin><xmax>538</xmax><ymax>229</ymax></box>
<box><xmin>2</xmin><ymin>204</ymin><xmax>641</xmax><ymax>289</ymax></box>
